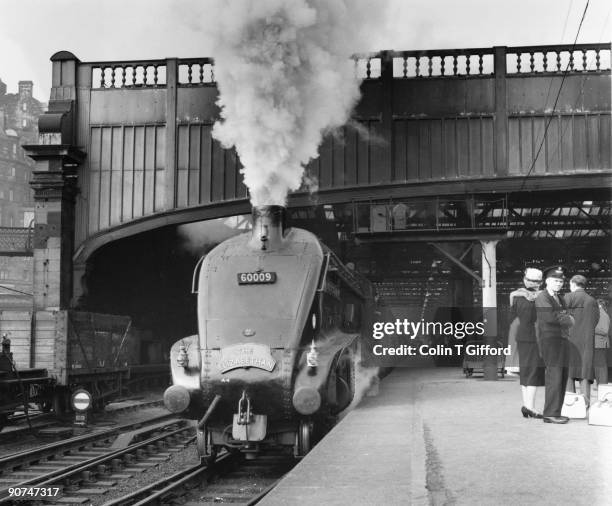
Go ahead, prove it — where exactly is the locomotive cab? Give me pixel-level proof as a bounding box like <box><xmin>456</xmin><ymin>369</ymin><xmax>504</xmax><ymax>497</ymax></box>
<box><xmin>164</xmin><ymin>206</ymin><xmax>372</xmax><ymax>461</ymax></box>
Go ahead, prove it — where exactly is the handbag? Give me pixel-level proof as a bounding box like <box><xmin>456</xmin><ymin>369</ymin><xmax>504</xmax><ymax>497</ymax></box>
<box><xmin>588</xmin><ymin>393</ymin><xmax>612</xmax><ymax>427</ymax></box>
<box><xmin>560</xmin><ymin>392</ymin><xmax>587</xmax><ymax>419</ymax></box>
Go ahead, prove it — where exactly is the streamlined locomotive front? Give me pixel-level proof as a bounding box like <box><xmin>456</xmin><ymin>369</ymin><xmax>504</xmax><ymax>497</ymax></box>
<box><xmin>165</xmin><ymin>205</ymin><xmax>366</xmax><ymax>459</ymax></box>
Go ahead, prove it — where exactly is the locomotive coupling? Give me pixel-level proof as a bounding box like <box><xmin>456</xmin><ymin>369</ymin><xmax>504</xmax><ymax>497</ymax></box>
<box><xmin>163</xmin><ymin>385</ymin><xmax>191</xmax><ymax>413</ymax></box>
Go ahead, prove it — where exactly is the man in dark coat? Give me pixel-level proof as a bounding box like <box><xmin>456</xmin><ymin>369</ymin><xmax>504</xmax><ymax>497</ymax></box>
<box><xmin>535</xmin><ymin>266</ymin><xmax>574</xmax><ymax>424</ymax></box>
<box><xmin>565</xmin><ymin>275</ymin><xmax>599</xmax><ymax>405</ymax></box>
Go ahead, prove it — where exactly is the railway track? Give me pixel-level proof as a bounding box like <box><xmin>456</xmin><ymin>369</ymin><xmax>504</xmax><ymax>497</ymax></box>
<box><xmin>0</xmin><ymin>415</ymin><xmax>193</xmax><ymax>503</ymax></box>
<box><xmin>102</xmin><ymin>452</ymin><xmax>295</xmax><ymax>506</ymax></box>
<box><xmin>0</xmin><ymin>399</ymin><xmax>166</xmax><ymax>445</ymax></box>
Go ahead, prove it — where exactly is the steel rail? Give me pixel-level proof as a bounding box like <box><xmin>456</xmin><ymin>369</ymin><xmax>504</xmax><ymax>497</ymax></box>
<box><xmin>101</xmin><ymin>452</ymin><xmax>237</xmax><ymax>506</ymax></box>
<box><xmin>0</xmin><ymin>413</ymin><xmax>176</xmax><ymax>470</ymax></box>
<box><xmin>103</xmin><ymin>453</ymin><xmax>295</xmax><ymax>506</ymax></box>
<box><xmin>0</xmin><ymin>423</ymin><xmax>194</xmax><ymax>502</ymax></box>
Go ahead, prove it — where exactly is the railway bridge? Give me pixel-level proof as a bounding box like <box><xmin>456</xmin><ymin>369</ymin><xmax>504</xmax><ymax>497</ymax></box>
<box><xmin>5</xmin><ymin>42</ymin><xmax>611</xmax><ymax>379</ymax></box>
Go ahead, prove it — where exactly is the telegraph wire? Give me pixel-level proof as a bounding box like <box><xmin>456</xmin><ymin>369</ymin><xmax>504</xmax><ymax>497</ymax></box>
<box><xmin>530</xmin><ymin>3</ymin><xmax>610</xmax><ymax>182</ymax></box>
<box><xmin>0</xmin><ymin>284</ymin><xmax>33</xmax><ymax>296</ymax></box>
<box><xmin>529</xmin><ymin>0</ymin><xmax>577</xmax><ymax>159</ymax></box>
<box><xmin>518</xmin><ymin>0</ymin><xmax>591</xmax><ymax>191</ymax></box>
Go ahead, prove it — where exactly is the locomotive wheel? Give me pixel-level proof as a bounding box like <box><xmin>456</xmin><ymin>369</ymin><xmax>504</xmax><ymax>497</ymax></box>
<box><xmin>297</xmin><ymin>420</ymin><xmax>313</xmax><ymax>456</ymax></box>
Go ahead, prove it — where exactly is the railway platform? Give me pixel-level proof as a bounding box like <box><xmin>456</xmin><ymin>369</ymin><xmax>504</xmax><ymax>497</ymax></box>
<box><xmin>262</xmin><ymin>365</ymin><xmax>611</xmax><ymax>506</ymax></box>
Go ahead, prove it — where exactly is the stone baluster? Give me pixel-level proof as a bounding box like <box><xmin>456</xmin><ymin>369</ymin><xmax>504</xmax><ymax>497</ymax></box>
<box><xmin>453</xmin><ymin>55</ymin><xmax>458</xmax><ymax>76</ymax></box>
<box><xmin>440</xmin><ymin>56</ymin><xmax>445</xmax><ymax>76</ymax></box>
<box><xmin>556</xmin><ymin>51</ymin><xmax>561</xmax><ymax>71</ymax></box>
<box><xmin>543</xmin><ymin>52</ymin><xmax>548</xmax><ymax>72</ymax></box>
<box><xmin>415</xmin><ymin>56</ymin><xmax>420</xmax><ymax>77</ymax></box>
<box><xmin>188</xmin><ymin>64</ymin><xmax>193</xmax><ymax>84</ymax></box>
<box><xmin>154</xmin><ymin>65</ymin><xmax>159</xmax><ymax>85</ymax></box>
<box><xmin>595</xmin><ymin>49</ymin><xmax>600</xmax><ymax>70</ymax></box>
<box><xmin>466</xmin><ymin>54</ymin><xmax>471</xmax><ymax>75</ymax></box>
<box><xmin>121</xmin><ymin>67</ymin><xmax>127</xmax><ymax>87</ymax></box>
<box><xmin>569</xmin><ymin>51</ymin><xmax>574</xmax><ymax>70</ymax></box>
<box><xmin>199</xmin><ymin>63</ymin><xmax>204</xmax><ymax>84</ymax></box>
<box><xmin>516</xmin><ymin>52</ymin><xmax>521</xmax><ymax>73</ymax></box>
<box><xmin>366</xmin><ymin>58</ymin><xmax>371</xmax><ymax>79</ymax></box>
<box><xmin>428</xmin><ymin>56</ymin><xmax>433</xmax><ymax>76</ymax></box>
<box><xmin>478</xmin><ymin>54</ymin><xmax>483</xmax><ymax>74</ymax></box>
<box><xmin>529</xmin><ymin>52</ymin><xmax>535</xmax><ymax>73</ymax></box>
<box><xmin>403</xmin><ymin>55</ymin><xmax>408</xmax><ymax>78</ymax></box>
<box><xmin>582</xmin><ymin>50</ymin><xmax>587</xmax><ymax>71</ymax></box>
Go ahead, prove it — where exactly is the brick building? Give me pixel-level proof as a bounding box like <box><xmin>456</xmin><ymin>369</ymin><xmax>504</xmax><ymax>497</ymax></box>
<box><xmin>0</xmin><ymin>78</ymin><xmax>46</xmax><ymax>305</ymax></box>
<box><xmin>0</xmin><ymin>79</ymin><xmax>45</xmax><ymax>227</ymax></box>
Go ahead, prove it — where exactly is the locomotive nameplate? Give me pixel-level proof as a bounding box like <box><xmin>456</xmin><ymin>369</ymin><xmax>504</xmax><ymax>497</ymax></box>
<box><xmin>237</xmin><ymin>271</ymin><xmax>277</xmax><ymax>284</ymax></box>
<box><xmin>219</xmin><ymin>343</ymin><xmax>276</xmax><ymax>373</ymax></box>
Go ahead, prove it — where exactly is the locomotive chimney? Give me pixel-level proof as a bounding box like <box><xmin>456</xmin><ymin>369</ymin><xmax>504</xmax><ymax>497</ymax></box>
<box><xmin>249</xmin><ymin>205</ymin><xmax>287</xmax><ymax>251</ymax></box>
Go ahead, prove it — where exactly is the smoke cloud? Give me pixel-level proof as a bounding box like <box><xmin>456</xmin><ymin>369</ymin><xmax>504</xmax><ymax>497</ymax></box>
<box><xmin>204</xmin><ymin>0</ymin><xmax>384</xmax><ymax>206</ymax></box>
<box><xmin>177</xmin><ymin>215</ymin><xmax>251</xmax><ymax>254</ymax></box>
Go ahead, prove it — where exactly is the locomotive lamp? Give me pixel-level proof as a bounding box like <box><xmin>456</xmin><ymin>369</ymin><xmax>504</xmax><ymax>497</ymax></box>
<box><xmin>176</xmin><ymin>344</ymin><xmax>189</xmax><ymax>368</ymax></box>
<box><xmin>306</xmin><ymin>340</ymin><xmax>318</xmax><ymax>369</ymax></box>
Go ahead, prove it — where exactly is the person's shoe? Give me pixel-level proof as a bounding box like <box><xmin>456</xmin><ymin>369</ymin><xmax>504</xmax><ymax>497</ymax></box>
<box><xmin>521</xmin><ymin>407</ymin><xmax>543</xmax><ymax>419</ymax></box>
<box><xmin>543</xmin><ymin>416</ymin><xmax>569</xmax><ymax>424</ymax></box>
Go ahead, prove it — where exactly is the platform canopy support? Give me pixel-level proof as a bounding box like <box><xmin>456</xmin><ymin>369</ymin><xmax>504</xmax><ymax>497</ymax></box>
<box><xmin>481</xmin><ymin>240</ymin><xmax>499</xmax><ymax>381</ymax></box>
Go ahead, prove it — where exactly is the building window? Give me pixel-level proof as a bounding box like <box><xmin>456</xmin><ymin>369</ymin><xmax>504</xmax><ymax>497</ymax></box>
<box><xmin>12</xmin><ymin>144</ymin><xmax>17</xmax><ymax>156</ymax></box>
<box><xmin>22</xmin><ymin>103</ymin><xmax>27</xmax><ymax>112</ymax></box>
<box><xmin>23</xmin><ymin>211</ymin><xmax>35</xmax><ymax>226</ymax></box>
<box><xmin>9</xmin><ymin>190</ymin><xmax>13</xmax><ymax>201</ymax></box>
<box><xmin>10</xmin><ymin>167</ymin><xmax>15</xmax><ymax>178</ymax></box>
<box><xmin>22</xmin><ymin>119</ymin><xmax>27</xmax><ymax>127</ymax></box>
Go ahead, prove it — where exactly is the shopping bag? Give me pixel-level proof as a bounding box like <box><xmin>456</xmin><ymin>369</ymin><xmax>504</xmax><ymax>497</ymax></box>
<box><xmin>588</xmin><ymin>393</ymin><xmax>612</xmax><ymax>427</ymax></box>
<box><xmin>598</xmin><ymin>383</ymin><xmax>612</xmax><ymax>402</ymax></box>
<box><xmin>560</xmin><ymin>392</ymin><xmax>587</xmax><ymax>419</ymax></box>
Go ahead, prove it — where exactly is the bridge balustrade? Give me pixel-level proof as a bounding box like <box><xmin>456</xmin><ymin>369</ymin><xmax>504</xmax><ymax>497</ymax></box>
<box><xmin>0</xmin><ymin>227</ymin><xmax>33</xmax><ymax>256</ymax></box>
<box><xmin>37</xmin><ymin>43</ymin><xmax>610</xmax><ymax>259</ymax></box>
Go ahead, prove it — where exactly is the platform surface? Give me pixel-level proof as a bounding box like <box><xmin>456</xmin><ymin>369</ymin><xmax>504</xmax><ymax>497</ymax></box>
<box><xmin>262</xmin><ymin>366</ymin><xmax>612</xmax><ymax>506</ymax></box>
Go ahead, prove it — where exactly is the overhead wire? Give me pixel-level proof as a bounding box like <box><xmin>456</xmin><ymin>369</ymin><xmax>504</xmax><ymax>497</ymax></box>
<box><xmin>517</xmin><ymin>0</ymin><xmax>592</xmax><ymax>192</ymax></box>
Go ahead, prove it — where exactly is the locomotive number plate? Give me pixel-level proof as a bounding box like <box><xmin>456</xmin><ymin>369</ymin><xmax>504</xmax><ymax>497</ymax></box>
<box><xmin>219</xmin><ymin>344</ymin><xmax>276</xmax><ymax>373</ymax></box>
<box><xmin>237</xmin><ymin>271</ymin><xmax>277</xmax><ymax>284</ymax></box>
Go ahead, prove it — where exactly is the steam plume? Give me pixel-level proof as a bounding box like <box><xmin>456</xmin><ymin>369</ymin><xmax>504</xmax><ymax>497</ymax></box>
<box><xmin>205</xmin><ymin>0</ymin><xmax>381</xmax><ymax>206</ymax></box>
<box><xmin>178</xmin><ymin>216</ymin><xmax>251</xmax><ymax>254</ymax></box>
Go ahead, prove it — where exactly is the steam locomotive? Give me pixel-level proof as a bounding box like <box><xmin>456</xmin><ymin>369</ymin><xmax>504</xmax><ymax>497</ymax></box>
<box><xmin>163</xmin><ymin>205</ymin><xmax>375</xmax><ymax>460</ymax></box>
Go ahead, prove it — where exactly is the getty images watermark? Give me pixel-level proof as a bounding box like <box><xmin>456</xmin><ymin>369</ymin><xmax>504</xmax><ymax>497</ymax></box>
<box><xmin>364</xmin><ymin>312</ymin><xmax>511</xmax><ymax>367</ymax></box>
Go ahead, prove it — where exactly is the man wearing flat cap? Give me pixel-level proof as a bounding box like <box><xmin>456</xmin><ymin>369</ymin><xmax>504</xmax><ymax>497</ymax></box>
<box><xmin>564</xmin><ymin>274</ymin><xmax>599</xmax><ymax>406</ymax></box>
<box><xmin>535</xmin><ymin>266</ymin><xmax>574</xmax><ymax>424</ymax></box>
